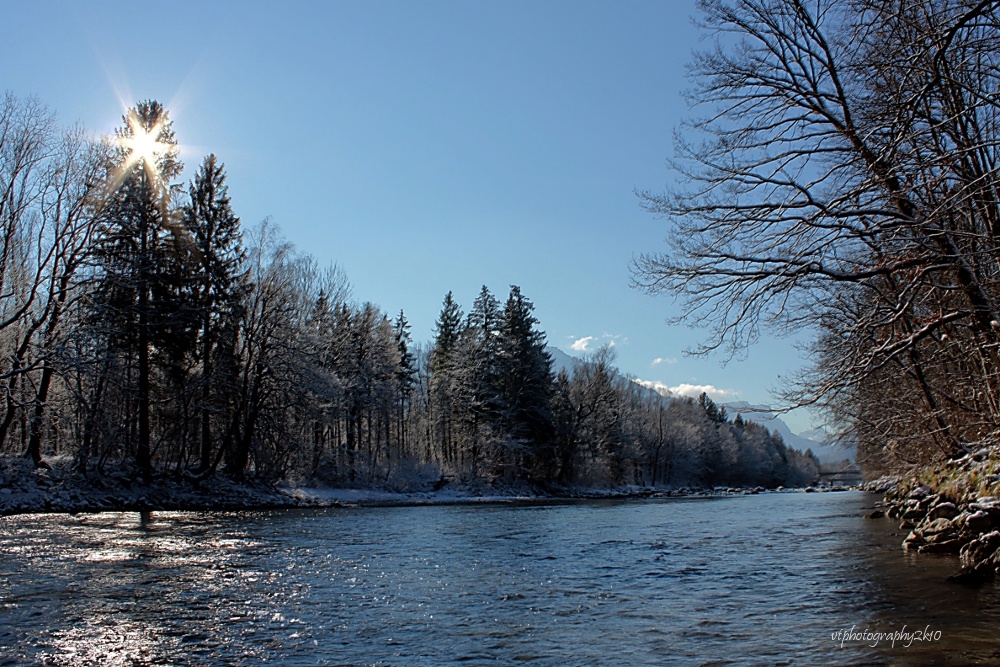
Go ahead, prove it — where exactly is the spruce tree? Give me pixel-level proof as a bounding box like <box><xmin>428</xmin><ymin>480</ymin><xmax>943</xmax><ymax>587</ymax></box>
<box><xmin>93</xmin><ymin>100</ymin><xmax>186</xmax><ymax>472</ymax></box>
<box><xmin>458</xmin><ymin>286</ymin><xmax>504</xmax><ymax>473</ymax></box>
<box><xmin>183</xmin><ymin>154</ymin><xmax>248</xmax><ymax>472</ymax></box>
<box><xmin>393</xmin><ymin>310</ymin><xmax>417</xmax><ymax>453</ymax></box>
<box><xmin>430</xmin><ymin>291</ymin><xmax>464</xmax><ymax>464</ymax></box>
<box><xmin>498</xmin><ymin>286</ymin><xmax>554</xmax><ymax>480</ymax></box>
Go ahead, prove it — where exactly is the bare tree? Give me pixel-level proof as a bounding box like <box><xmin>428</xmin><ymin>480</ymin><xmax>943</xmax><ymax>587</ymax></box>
<box><xmin>0</xmin><ymin>95</ymin><xmax>106</xmax><ymax>463</ymax></box>
<box><xmin>632</xmin><ymin>0</ymin><xmax>1000</xmax><ymax>464</ymax></box>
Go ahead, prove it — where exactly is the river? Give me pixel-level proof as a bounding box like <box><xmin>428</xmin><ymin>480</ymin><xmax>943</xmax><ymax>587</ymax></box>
<box><xmin>1</xmin><ymin>491</ymin><xmax>998</xmax><ymax>666</ymax></box>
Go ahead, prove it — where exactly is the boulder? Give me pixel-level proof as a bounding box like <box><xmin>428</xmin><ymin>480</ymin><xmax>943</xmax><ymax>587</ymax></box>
<box><xmin>947</xmin><ymin>567</ymin><xmax>993</xmax><ymax>587</ymax></box>
<box><xmin>920</xmin><ymin>517</ymin><xmax>958</xmax><ymax>542</ymax></box>
<box><xmin>957</xmin><ymin>510</ymin><xmax>993</xmax><ymax>535</ymax></box>
<box><xmin>905</xmin><ymin>517</ymin><xmax>959</xmax><ymax>550</ymax></box>
<box><xmin>960</xmin><ymin>530</ymin><xmax>1000</xmax><ymax>570</ymax></box>
<box><xmin>927</xmin><ymin>501</ymin><xmax>961</xmax><ymax>521</ymax></box>
<box><xmin>969</xmin><ymin>498</ymin><xmax>1000</xmax><ymax>524</ymax></box>
<box><xmin>918</xmin><ymin>538</ymin><xmax>963</xmax><ymax>555</ymax></box>
<box><xmin>918</xmin><ymin>493</ymin><xmax>941</xmax><ymax>512</ymax></box>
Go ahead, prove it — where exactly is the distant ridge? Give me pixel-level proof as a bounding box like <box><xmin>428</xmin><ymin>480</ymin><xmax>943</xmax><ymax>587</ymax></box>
<box><xmin>547</xmin><ymin>346</ymin><xmax>585</xmax><ymax>378</ymax></box>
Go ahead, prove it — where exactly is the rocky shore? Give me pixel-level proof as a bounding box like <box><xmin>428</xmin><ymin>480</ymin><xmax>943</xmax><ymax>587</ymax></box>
<box><xmin>868</xmin><ymin>448</ymin><xmax>1000</xmax><ymax>586</ymax></box>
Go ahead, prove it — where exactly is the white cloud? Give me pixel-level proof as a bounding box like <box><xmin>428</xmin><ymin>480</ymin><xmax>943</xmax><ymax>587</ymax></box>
<box><xmin>670</xmin><ymin>383</ymin><xmax>738</xmax><ymax>401</ymax></box>
<box><xmin>635</xmin><ymin>379</ymin><xmax>672</xmax><ymax>397</ymax></box>
<box><xmin>604</xmin><ymin>332</ymin><xmax>627</xmax><ymax>346</ymax></box>
<box><xmin>634</xmin><ymin>380</ymin><xmax>738</xmax><ymax>401</ymax></box>
<box><xmin>651</xmin><ymin>357</ymin><xmax>677</xmax><ymax>367</ymax></box>
<box><xmin>568</xmin><ymin>333</ymin><xmax>625</xmax><ymax>354</ymax></box>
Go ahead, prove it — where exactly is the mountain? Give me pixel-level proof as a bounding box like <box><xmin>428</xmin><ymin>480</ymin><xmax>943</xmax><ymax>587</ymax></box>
<box><xmin>547</xmin><ymin>346</ymin><xmax>580</xmax><ymax>378</ymax></box>
<box><xmin>723</xmin><ymin>401</ymin><xmax>855</xmax><ymax>463</ymax></box>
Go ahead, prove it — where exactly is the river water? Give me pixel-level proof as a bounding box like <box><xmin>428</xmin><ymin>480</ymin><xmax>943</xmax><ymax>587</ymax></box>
<box><xmin>1</xmin><ymin>491</ymin><xmax>998</xmax><ymax>666</ymax></box>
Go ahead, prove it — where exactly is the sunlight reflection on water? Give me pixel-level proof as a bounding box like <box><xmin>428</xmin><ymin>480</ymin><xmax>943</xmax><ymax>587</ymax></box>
<box><xmin>1</xmin><ymin>494</ymin><xmax>999</xmax><ymax>665</ymax></box>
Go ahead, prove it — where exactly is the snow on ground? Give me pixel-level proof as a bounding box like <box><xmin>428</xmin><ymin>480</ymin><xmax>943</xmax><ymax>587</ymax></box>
<box><xmin>1</xmin><ymin>457</ymin><xmax>832</xmax><ymax>516</ymax></box>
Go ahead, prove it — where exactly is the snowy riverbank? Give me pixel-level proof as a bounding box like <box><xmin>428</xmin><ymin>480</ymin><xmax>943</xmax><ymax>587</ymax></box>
<box><xmin>0</xmin><ymin>458</ymin><xmax>843</xmax><ymax>516</ymax></box>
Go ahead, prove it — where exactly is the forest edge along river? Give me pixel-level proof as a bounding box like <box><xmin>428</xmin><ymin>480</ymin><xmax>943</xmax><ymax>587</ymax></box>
<box><xmin>2</xmin><ymin>491</ymin><xmax>1000</xmax><ymax>666</ymax></box>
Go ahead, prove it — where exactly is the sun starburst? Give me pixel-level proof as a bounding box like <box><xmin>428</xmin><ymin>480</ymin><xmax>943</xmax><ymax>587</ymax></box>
<box><xmin>109</xmin><ymin>109</ymin><xmax>173</xmax><ymax>194</ymax></box>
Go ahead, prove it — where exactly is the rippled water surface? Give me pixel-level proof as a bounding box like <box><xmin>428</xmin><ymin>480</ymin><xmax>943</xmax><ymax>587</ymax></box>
<box><xmin>2</xmin><ymin>492</ymin><xmax>1000</xmax><ymax>665</ymax></box>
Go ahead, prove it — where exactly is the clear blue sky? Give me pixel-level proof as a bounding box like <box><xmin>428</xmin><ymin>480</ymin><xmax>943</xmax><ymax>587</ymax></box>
<box><xmin>2</xmin><ymin>0</ymin><xmax>818</xmax><ymax>432</ymax></box>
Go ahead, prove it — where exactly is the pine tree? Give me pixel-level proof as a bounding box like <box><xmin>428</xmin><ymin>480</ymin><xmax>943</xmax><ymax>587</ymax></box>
<box><xmin>183</xmin><ymin>154</ymin><xmax>248</xmax><ymax>472</ymax></box>
<box><xmin>393</xmin><ymin>310</ymin><xmax>417</xmax><ymax>454</ymax></box>
<box><xmin>429</xmin><ymin>291</ymin><xmax>464</xmax><ymax>465</ymax></box>
<box><xmin>498</xmin><ymin>285</ymin><xmax>554</xmax><ymax>481</ymax></box>
<box><xmin>457</xmin><ymin>286</ymin><xmax>504</xmax><ymax>474</ymax></box>
<box><xmin>92</xmin><ymin>100</ymin><xmax>186</xmax><ymax>472</ymax></box>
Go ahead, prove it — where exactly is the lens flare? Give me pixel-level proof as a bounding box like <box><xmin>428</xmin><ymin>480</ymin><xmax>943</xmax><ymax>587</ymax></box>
<box><xmin>109</xmin><ymin>109</ymin><xmax>173</xmax><ymax>194</ymax></box>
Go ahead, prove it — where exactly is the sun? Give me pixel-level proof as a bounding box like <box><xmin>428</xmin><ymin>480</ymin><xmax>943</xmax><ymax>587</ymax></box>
<box><xmin>116</xmin><ymin>109</ymin><xmax>172</xmax><ymax>187</ymax></box>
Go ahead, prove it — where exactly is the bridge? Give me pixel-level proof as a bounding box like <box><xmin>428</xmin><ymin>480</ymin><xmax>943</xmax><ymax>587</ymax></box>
<box><xmin>817</xmin><ymin>467</ymin><xmax>863</xmax><ymax>486</ymax></box>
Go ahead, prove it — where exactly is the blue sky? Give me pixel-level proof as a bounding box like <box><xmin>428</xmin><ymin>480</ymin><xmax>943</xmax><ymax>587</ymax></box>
<box><xmin>2</xmin><ymin>1</ymin><xmax>818</xmax><ymax>432</ymax></box>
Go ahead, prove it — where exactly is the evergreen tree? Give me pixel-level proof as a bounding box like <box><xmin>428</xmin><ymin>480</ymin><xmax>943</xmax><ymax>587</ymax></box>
<box><xmin>429</xmin><ymin>291</ymin><xmax>464</xmax><ymax>464</ymax></box>
<box><xmin>430</xmin><ymin>291</ymin><xmax>463</xmax><ymax>374</ymax></box>
<box><xmin>393</xmin><ymin>310</ymin><xmax>417</xmax><ymax>454</ymax></box>
<box><xmin>498</xmin><ymin>286</ymin><xmax>554</xmax><ymax>480</ymax></box>
<box><xmin>698</xmin><ymin>392</ymin><xmax>727</xmax><ymax>424</ymax></box>
<box><xmin>466</xmin><ymin>287</ymin><xmax>504</xmax><ymax>423</ymax></box>
<box><xmin>92</xmin><ymin>100</ymin><xmax>187</xmax><ymax>472</ymax></box>
<box><xmin>183</xmin><ymin>154</ymin><xmax>248</xmax><ymax>471</ymax></box>
<box><xmin>457</xmin><ymin>286</ymin><xmax>504</xmax><ymax>474</ymax></box>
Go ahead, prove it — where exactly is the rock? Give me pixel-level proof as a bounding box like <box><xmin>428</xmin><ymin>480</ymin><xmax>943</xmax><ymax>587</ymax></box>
<box><xmin>905</xmin><ymin>517</ymin><xmax>960</xmax><ymax>550</ymax></box>
<box><xmin>969</xmin><ymin>499</ymin><xmax>1000</xmax><ymax>526</ymax></box>
<box><xmin>899</xmin><ymin>520</ymin><xmax>915</xmax><ymax>530</ymax></box>
<box><xmin>864</xmin><ymin>510</ymin><xmax>885</xmax><ymax>519</ymax></box>
<box><xmin>958</xmin><ymin>510</ymin><xmax>993</xmax><ymax>535</ymax></box>
<box><xmin>927</xmin><ymin>501</ymin><xmax>960</xmax><ymax>520</ymax></box>
<box><xmin>922</xmin><ymin>517</ymin><xmax>958</xmax><ymax>541</ymax></box>
<box><xmin>903</xmin><ymin>531</ymin><xmax>923</xmax><ymax>550</ymax></box>
<box><xmin>947</xmin><ymin>567</ymin><xmax>993</xmax><ymax>587</ymax></box>
<box><xmin>908</xmin><ymin>484</ymin><xmax>933</xmax><ymax>500</ymax></box>
<box><xmin>0</xmin><ymin>488</ymin><xmax>11</xmax><ymax>496</ymax></box>
<box><xmin>918</xmin><ymin>494</ymin><xmax>941</xmax><ymax>511</ymax></box>
<box><xmin>918</xmin><ymin>538</ymin><xmax>963</xmax><ymax>554</ymax></box>
<box><xmin>960</xmin><ymin>530</ymin><xmax>1000</xmax><ymax>570</ymax></box>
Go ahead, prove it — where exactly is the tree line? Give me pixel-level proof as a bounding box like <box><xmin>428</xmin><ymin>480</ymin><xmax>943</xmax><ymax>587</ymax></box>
<box><xmin>0</xmin><ymin>93</ymin><xmax>818</xmax><ymax>490</ymax></box>
<box><xmin>632</xmin><ymin>0</ymin><xmax>1000</xmax><ymax>478</ymax></box>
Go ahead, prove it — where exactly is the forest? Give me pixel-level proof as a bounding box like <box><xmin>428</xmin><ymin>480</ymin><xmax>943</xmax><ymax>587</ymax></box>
<box><xmin>0</xmin><ymin>94</ymin><xmax>819</xmax><ymax>493</ymax></box>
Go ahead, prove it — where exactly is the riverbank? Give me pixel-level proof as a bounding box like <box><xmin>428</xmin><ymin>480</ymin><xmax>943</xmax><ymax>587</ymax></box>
<box><xmin>867</xmin><ymin>448</ymin><xmax>1000</xmax><ymax>585</ymax></box>
<box><xmin>0</xmin><ymin>457</ymin><xmax>841</xmax><ymax>516</ymax></box>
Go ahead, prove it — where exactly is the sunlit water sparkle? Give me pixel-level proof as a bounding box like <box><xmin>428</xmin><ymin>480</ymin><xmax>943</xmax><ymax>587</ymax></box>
<box><xmin>2</xmin><ymin>492</ymin><xmax>1000</xmax><ymax>666</ymax></box>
